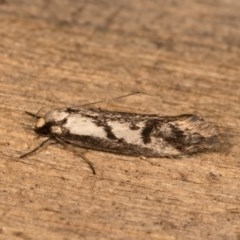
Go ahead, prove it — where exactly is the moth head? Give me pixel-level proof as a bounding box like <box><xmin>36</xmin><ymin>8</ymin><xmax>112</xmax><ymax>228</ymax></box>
<box><xmin>33</xmin><ymin>110</ymin><xmax>69</xmax><ymax>136</ymax></box>
<box><xmin>35</xmin><ymin>117</ymin><xmax>46</xmax><ymax>129</ymax></box>
<box><xmin>34</xmin><ymin>117</ymin><xmax>52</xmax><ymax>135</ymax></box>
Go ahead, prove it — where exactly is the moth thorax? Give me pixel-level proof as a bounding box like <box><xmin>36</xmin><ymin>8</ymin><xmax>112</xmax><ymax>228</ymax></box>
<box><xmin>35</xmin><ymin>118</ymin><xmax>46</xmax><ymax>129</ymax></box>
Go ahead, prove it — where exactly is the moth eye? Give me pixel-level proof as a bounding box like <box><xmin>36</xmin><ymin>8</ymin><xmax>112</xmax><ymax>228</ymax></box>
<box><xmin>35</xmin><ymin>118</ymin><xmax>45</xmax><ymax>129</ymax></box>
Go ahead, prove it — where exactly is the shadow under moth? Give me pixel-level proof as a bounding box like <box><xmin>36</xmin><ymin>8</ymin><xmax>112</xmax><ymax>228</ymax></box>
<box><xmin>21</xmin><ymin>106</ymin><xmax>220</xmax><ymax>174</ymax></box>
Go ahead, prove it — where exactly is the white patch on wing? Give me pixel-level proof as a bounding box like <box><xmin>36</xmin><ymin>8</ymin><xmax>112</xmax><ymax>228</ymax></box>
<box><xmin>65</xmin><ymin>115</ymin><xmax>107</xmax><ymax>138</ymax></box>
<box><xmin>108</xmin><ymin>121</ymin><xmax>144</xmax><ymax>145</ymax></box>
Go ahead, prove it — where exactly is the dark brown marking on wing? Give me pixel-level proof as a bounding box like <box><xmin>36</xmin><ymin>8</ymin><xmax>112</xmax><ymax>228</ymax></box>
<box><xmin>163</xmin><ymin>123</ymin><xmax>187</xmax><ymax>151</ymax></box>
<box><xmin>141</xmin><ymin>120</ymin><xmax>159</xmax><ymax>144</ymax></box>
<box><xmin>104</xmin><ymin>125</ymin><xmax>118</xmax><ymax>140</ymax></box>
<box><xmin>59</xmin><ymin>134</ymin><xmax>159</xmax><ymax>157</ymax></box>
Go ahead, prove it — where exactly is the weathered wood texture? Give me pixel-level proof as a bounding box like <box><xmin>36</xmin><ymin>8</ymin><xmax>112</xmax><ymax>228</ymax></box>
<box><xmin>0</xmin><ymin>1</ymin><xmax>239</xmax><ymax>239</ymax></box>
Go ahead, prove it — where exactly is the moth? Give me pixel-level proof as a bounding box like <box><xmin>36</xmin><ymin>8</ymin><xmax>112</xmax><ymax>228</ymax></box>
<box><xmin>21</xmin><ymin>106</ymin><xmax>219</xmax><ymax>175</ymax></box>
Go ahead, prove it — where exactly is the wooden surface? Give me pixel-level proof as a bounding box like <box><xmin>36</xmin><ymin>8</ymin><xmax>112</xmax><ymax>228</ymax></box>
<box><xmin>0</xmin><ymin>1</ymin><xmax>239</xmax><ymax>239</ymax></box>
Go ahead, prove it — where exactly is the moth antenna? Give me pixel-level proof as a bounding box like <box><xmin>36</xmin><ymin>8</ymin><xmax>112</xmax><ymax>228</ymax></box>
<box><xmin>20</xmin><ymin>138</ymin><xmax>52</xmax><ymax>159</ymax></box>
<box><xmin>81</xmin><ymin>91</ymin><xmax>141</xmax><ymax>107</ymax></box>
<box><xmin>25</xmin><ymin>107</ymin><xmax>44</xmax><ymax>128</ymax></box>
<box><xmin>54</xmin><ymin>137</ymin><xmax>96</xmax><ymax>175</ymax></box>
<box><xmin>25</xmin><ymin>111</ymin><xmax>39</xmax><ymax>118</ymax></box>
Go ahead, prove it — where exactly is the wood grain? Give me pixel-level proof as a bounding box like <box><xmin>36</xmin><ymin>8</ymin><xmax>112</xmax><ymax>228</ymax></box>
<box><xmin>0</xmin><ymin>0</ymin><xmax>239</xmax><ymax>239</ymax></box>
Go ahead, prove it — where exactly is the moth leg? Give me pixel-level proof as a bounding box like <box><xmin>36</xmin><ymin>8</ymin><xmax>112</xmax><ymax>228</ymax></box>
<box><xmin>54</xmin><ymin>137</ymin><xmax>96</xmax><ymax>175</ymax></box>
<box><xmin>20</xmin><ymin>138</ymin><xmax>53</xmax><ymax>159</ymax></box>
<box><xmin>77</xmin><ymin>154</ymin><xmax>96</xmax><ymax>175</ymax></box>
